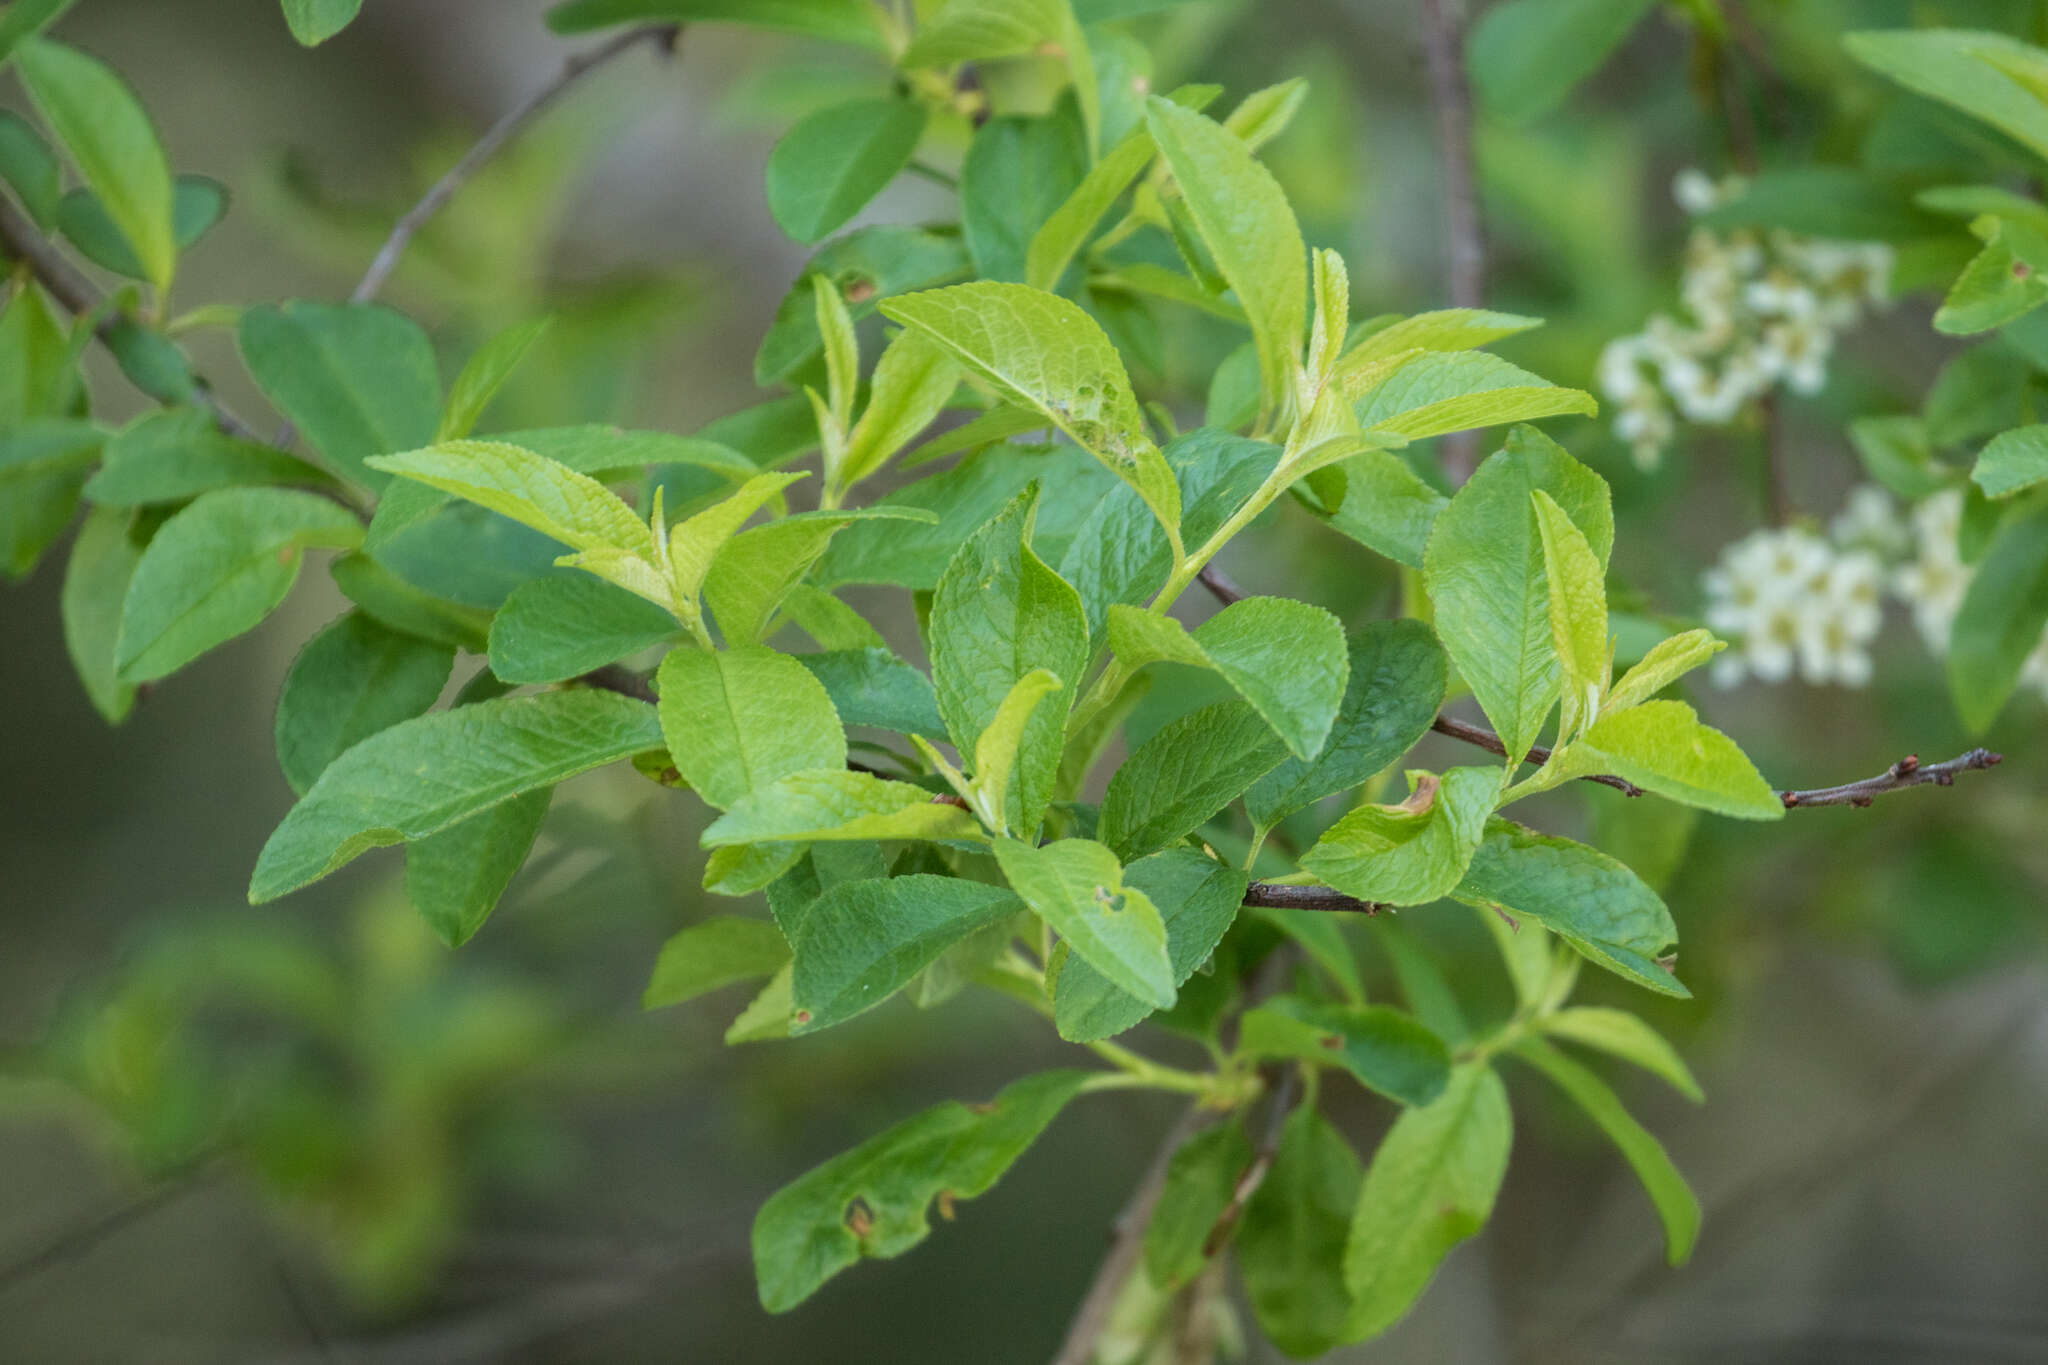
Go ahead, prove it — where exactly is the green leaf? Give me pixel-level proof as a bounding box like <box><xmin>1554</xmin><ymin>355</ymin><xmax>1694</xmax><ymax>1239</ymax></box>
<box><xmin>1240</xmin><ymin>998</ymin><xmax>1451</xmax><ymax>1107</ymax></box>
<box><xmin>1241</xmin><ymin>1105</ymin><xmax>1361</xmax><ymax>1358</ymax></box>
<box><xmin>1423</xmin><ymin>426</ymin><xmax>1612</xmax><ymax>765</ymax></box>
<box><xmin>1974</xmin><ymin>424</ymin><xmax>2048</xmax><ymax>498</ymax></box>
<box><xmin>838</xmin><ymin>330</ymin><xmax>960</xmax><ymax>490</ymax></box>
<box><xmin>84</xmin><ymin>408</ymin><xmax>336</xmax><ymax>507</ymax></box>
<box><xmin>1552</xmin><ymin>701</ymin><xmax>1783</xmax><ymax>820</ymax></box>
<box><xmin>329</xmin><ymin>552</ymin><xmax>492</xmax><ymax>652</ymax></box>
<box><xmin>1358</xmin><ymin>351</ymin><xmax>1596</xmax><ymax>441</ymax></box>
<box><xmin>1848</xmin><ymin>416</ymin><xmax>1953</xmax><ymax>500</ymax></box>
<box><xmin>1106</xmin><ymin>596</ymin><xmax>1349</xmax><ymax>759</ymax></box>
<box><xmin>1947</xmin><ymin>500</ymin><xmax>2048</xmax><ymax>731</ymax></box>
<box><xmin>1026</xmin><ymin>122</ymin><xmax>1158</xmax><ymax>291</ymax></box>
<box><xmin>962</xmin><ymin>107</ymin><xmax>1090</xmax><ymax>285</ymax></box>
<box><xmin>1145</xmin><ymin>96</ymin><xmax>1306</xmax><ymax>427</ymax></box>
<box><xmin>1532</xmin><ymin>488</ymin><xmax>1609</xmax><ymax>739</ymax></box>
<box><xmin>957</xmin><ymin>668</ymin><xmax>1064</xmax><ymax>833</ymax></box>
<box><xmin>1454</xmin><ymin>819</ymin><xmax>1687</xmax><ymax>998</ymax></box>
<box><xmin>726</xmin><ymin>964</ymin><xmax>795</xmax><ymax>1042</ymax></box>
<box><xmin>488</xmin><ymin>573</ymin><xmax>677</xmax><ymax>684</ymax></box>
<box><xmin>0</xmin><ymin>278</ymin><xmax>74</xmax><ymax>426</ymax></box>
<box><xmin>0</xmin><ymin>419</ymin><xmax>99</xmax><ymax>579</ymax></box>
<box><xmin>703</xmin><ymin>768</ymin><xmax>982</xmax><ymax>846</ymax></box>
<box><xmin>405</xmin><ymin>788</ymin><xmax>551</xmax><ymax>947</ymax></box>
<box><xmin>752</xmin><ymin>1070</ymin><xmax>1088</xmax><ymax>1312</ymax></box>
<box><xmin>1049</xmin><ymin>847</ymin><xmax>1246</xmax><ymax>1042</ymax></box>
<box><xmin>440</xmin><ymin>318</ymin><xmax>551</xmax><ymax>440</ymax></box>
<box><xmin>1540</xmin><ymin>1006</ymin><xmax>1703</xmax><ymax>1103</ymax></box>
<box><xmin>1309</xmin><ymin>448</ymin><xmax>1450</xmax><ymax>572</ymax></box>
<box><xmin>115</xmin><ymin>487</ymin><xmax>363</xmax><ymax>683</ymax></box>
<box><xmin>882</xmin><ymin>282</ymin><xmax>1182</xmax><ymax>536</ymax></box>
<box><xmin>790</xmin><ymin>876</ymin><xmax>1021</xmax><ymax>1033</ymax></box>
<box><xmin>16</xmin><ymin>36</ymin><xmax>177</xmax><ymax>292</ymax></box>
<box><xmin>1511</xmin><ymin>1037</ymin><xmax>1700</xmax><ymax>1265</ymax></box>
<box><xmin>1343</xmin><ymin>1064</ymin><xmax>1512</xmax><ymax>1340</ymax></box>
<box><xmin>59</xmin><ymin>506</ymin><xmax>144</xmax><ymax>723</ymax></box>
<box><xmin>0</xmin><ymin>110</ymin><xmax>61</xmax><ymax>229</ymax></box>
<box><xmin>238</xmin><ymin>302</ymin><xmax>442</xmax><ymax>488</ymax></box>
<box><xmin>1468</xmin><ymin>0</ymin><xmax>1658</xmax><ymax>123</ymax></box>
<box><xmin>1604</xmin><ymin>628</ymin><xmax>1723</xmax><ymax>713</ymax></box>
<box><xmin>654</xmin><ymin>470</ymin><xmax>809</xmax><ymax>624</ymax></box>
<box><xmin>1935</xmin><ymin>226</ymin><xmax>2048</xmax><ymax>335</ymax></box>
<box><xmin>55</xmin><ymin>175</ymin><xmax>226</xmax><ymax>280</ymax></box>
<box><xmin>929</xmin><ymin>487</ymin><xmax>1089</xmax><ymax>835</ymax></box>
<box><xmin>755</xmin><ymin>227</ymin><xmax>971</xmax><ymax>386</ymax></box>
<box><xmin>282</xmin><ymin>0</ymin><xmax>363</xmax><ymax>45</ymax></box>
<box><xmin>644</xmin><ymin>916</ymin><xmax>791</xmax><ymax>1009</ymax></box>
<box><xmin>249</xmin><ymin>690</ymin><xmax>662</xmax><ymax>902</ymax></box>
<box><xmin>765</xmin><ymin>96</ymin><xmax>926</xmax><ymax>246</ymax></box>
<box><xmin>1845</xmin><ymin>29</ymin><xmax>2048</xmax><ymax>165</ymax></box>
<box><xmin>1144</xmin><ymin>1120</ymin><xmax>1251</xmax><ymax>1289</ymax></box>
<box><xmin>994</xmin><ymin>837</ymin><xmax>1175</xmax><ymax>1007</ymax></box>
<box><xmin>1299</xmin><ymin>766</ymin><xmax>1499</xmax><ymax>907</ymax></box>
<box><xmin>1100</xmin><ymin>700</ymin><xmax>1290</xmax><ymax>860</ymax></box>
<box><xmin>658</xmin><ymin>645</ymin><xmax>846</xmax><ymax>809</ymax></box>
<box><xmin>0</xmin><ymin>0</ymin><xmax>78</xmax><ymax>66</ymax></box>
<box><xmin>369</xmin><ymin>439</ymin><xmax>653</xmax><ymax>559</ymax></box>
<box><xmin>794</xmin><ymin>648</ymin><xmax>944</xmax><ymax>736</ymax></box>
<box><xmin>274</xmin><ymin>612</ymin><xmax>454</xmax><ymax>796</ymax></box>
<box><xmin>705</xmin><ymin>507</ymin><xmax>936</xmax><ymax>647</ymax></box>
<box><xmin>548</xmin><ymin>0</ymin><xmax>880</xmax><ymax>42</ymax></box>
<box><xmin>1338</xmin><ymin>309</ymin><xmax>1544</xmax><ymax>373</ymax></box>
<box><xmin>1247</xmin><ymin>620</ymin><xmax>1449</xmax><ymax>829</ymax></box>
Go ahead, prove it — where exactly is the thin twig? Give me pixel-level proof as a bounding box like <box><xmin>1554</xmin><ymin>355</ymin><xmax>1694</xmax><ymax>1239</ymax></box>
<box><xmin>1418</xmin><ymin>0</ymin><xmax>1486</xmax><ymax>485</ymax></box>
<box><xmin>1245</xmin><ymin>882</ymin><xmax>1384</xmax><ymax>915</ymax></box>
<box><xmin>1201</xmin><ymin>1063</ymin><xmax>1299</xmax><ymax>1257</ymax></box>
<box><xmin>575</xmin><ymin>664</ymin><xmax>655</xmax><ymax>703</ymax></box>
<box><xmin>1429</xmin><ymin>713</ymin><xmax>1646</xmax><ymax>797</ymax></box>
<box><xmin>349</xmin><ymin>23</ymin><xmax>681</xmax><ymax>306</ymax></box>
<box><xmin>1779</xmin><ymin>748</ymin><xmax>2002</xmax><ymax>809</ymax></box>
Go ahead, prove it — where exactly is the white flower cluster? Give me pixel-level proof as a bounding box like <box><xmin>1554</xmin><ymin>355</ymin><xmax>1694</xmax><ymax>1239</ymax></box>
<box><xmin>1702</xmin><ymin>485</ymin><xmax>2048</xmax><ymax>697</ymax></box>
<box><xmin>1598</xmin><ymin>170</ymin><xmax>1894</xmax><ymax>468</ymax></box>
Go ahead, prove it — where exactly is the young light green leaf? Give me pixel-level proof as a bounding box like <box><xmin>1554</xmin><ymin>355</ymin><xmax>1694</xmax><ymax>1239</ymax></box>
<box><xmin>274</xmin><ymin>612</ymin><xmax>454</xmax><ymax>796</ymax></box>
<box><xmin>725</xmin><ymin>963</ymin><xmax>795</xmax><ymax>1043</ymax></box>
<box><xmin>439</xmin><ymin>318</ymin><xmax>551</xmax><ymax>440</ymax></box>
<box><xmin>59</xmin><ymin>506</ymin><xmax>144</xmax><ymax>724</ymax></box>
<box><xmin>658</xmin><ymin>470</ymin><xmax>808</xmax><ymax>619</ymax></box>
<box><xmin>1511</xmin><ymin>1037</ymin><xmax>1700</xmax><ymax>1265</ymax></box>
<box><xmin>1338</xmin><ymin>309</ymin><xmax>1544</xmax><ymax>371</ymax></box>
<box><xmin>1106</xmin><ymin>596</ymin><xmax>1349</xmax><ymax>759</ymax></box>
<box><xmin>704</xmin><ymin>507</ymin><xmax>936</xmax><ymax>647</ymax></box>
<box><xmin>838</xmin><ymin>329</ymin><xmax>959</xmax><ymax>489</ymax></box>
<box><xmin>657</xmin><ymin>645</ymin><xmax>846</xmax><ymax>809</ymax></box>
<box><xmin>367</xmin><ymin>439</ymin><xmax>654</xmax><ymax>559</ymax></box>
<box><xmin>755</xmin><ymin>226</ymin><xmax>972</xmax><ymax>385</ymax></box>
<box><xmin>929</xmin><ymin>487</ymin><xmax>1089</xmax><ymax>835</ymax></box>
<box><xmin>1604</xmin><ymin>628</ymin><xmax>1723</xmax><ymax>713</ymax></box>
<box><xmin>1454</xmin><ymin>818</ymin><xmax>1687</xmax><ymax>998</ymax></box>
<box><xmin>794</xmin><ymin>649</ymin><xmax>944</xmax><ymax>736</ymax></box>
<box><xmin>1247</xmin><ymin>619</ymin><xmax>1449</xmax><ymax>829</ymax></box>
<box><xmin>116</xmin><ymin>487</ymin><xmax>364</xmax><ymax>683</ymax></box>
<box><xmin>1145</xmin><ymin>1120</ymin><xmax>1251</xmax><ymax>1289</ymax></box>
<box><xmin>1299</xmin><ymin>767</ymin><xmax>1499</xmax><ymax>907</ymax></box>
<box><xmin>1344</xmin><ymin>1063</ymin><xmax>1512</xmax><ymax>1340</ymax></box>
<box><xmin>703</xmin><ymin>768</ymin><xmax>982</xmax><ymax>846</ymax></box>
<box><xmin>994</xmin><ymin>837</ymin><xmax>1175</xmax><ymax>1008</ymax></box>
<box><xmin>281</xmin><ymin>0</ymin><xmax>364</xmax><ymax>45</ymax></box>
<box><xmin>1947</xmin><ymin>502</ymin><xmax>2048</xmax><ymax>732</ymax></box>
<box><xmin>1049</xmin><ymin>847</ymin><xmax>1247</xmax><ymax>1042</ymax></box>
<box><xmin>1936</xmin><ymin>227</ymin><xmax>2048</xmax><ymax>335</ymax></box>
<box><xmin>1973</xmin><ymin>424</ymin><xmax>2048</xmax><ymax>499</ymax></box>
<box><xmin>16</xmin><ymin>37</ymin><xmax>177</xmax><ymax>293</ymax></box>
<box><xmin>813</xmin><ymin>273</ymin><xmax>858</xmax><ymax>444</ymax></box>
<box><xmin>487</xmin><ymin>574</ymin><xmax>677</xmax><ymax>684</ymax></box>
<box><xmin>1223</xmin><ymin>76</ymin><xmax>1308</xmax><ymax>151</ymax></box>
<box><xmin>1532</xmin><ymin>487</ymin><xmax>1609</xmax><ymax>739</ymax></box>
<box><xmin>964</xmin><ymin>668</ymin><xmax>1063</xmax><ymax>834</ymax></box>
<box><xmin>644</xmin><ymin>916</ymin><xmax>791</xmax><ymax>1009</ymax></box>
<box><xmin>1026</xmin><ymin>123</ymin><xmax>1158</xmax><ymax>291</ymax></box>
<box><xmin>1240</xmin><ymin>1105</ymin><xmax>1362</xmax><ymax>1359</ymax></box>
<box><xmin>1423</xmin><ymin>426</ymin><xmax>1612</xmax><ymax>765</ymax></box>
<box><xmin>751</xmin><ymin>1070</ymin><xmax>1088</xmax><ymax>1312</ymax></box>
<box><xmin>882</xmin><ymin>282</ymin><xmax>1182</xmax><ymax>536</ymax></box>
<box><xmin>83</xmin><ymin>408</ymin><xmax>336</xmax><ymax>507</ymax></box>
<box><xmin>250</xmin><ymin>690</ymin><xmax>663</xmax><ymax>902</ymax></box>
<box><xmin>1358</xmin><ymin>351</ymin><xmax>1595</xmax><ymax>441</ymax></box>
<box><xmin>1468</xmin><ymin>0</ymin><xmax>1659</xmax><ymax>123</ymax></box>
<box><xmin>1239</xmin><ymin>997</ymin><xmax>1451</xmax><ymax>1107</ymax></box>
<box><xmin>1540</xmin><ymin>1006</ymin><xmax>1703</xmax><ymax>1103</ymax></box>
<box><xmin>766</xmin><ymin>96</ymin><xmax>927</xmax><ymax>245</ymax></box>
<box><xmin>789</xmin><ymin>875</ymin><xmax>1021</xmax><ymax>1033</ymax></box>
<box><xmin>406</xmin><ymin>788</ymin><xmax>551</xmax><ymax>947</ymax></box>
<box><xmin>1145</xmin><ymin>96</ymin><xmax>1306</xmax><ymax>427</ymax></box>
<box><xmin>238</xmin><ymin>302</ymin><xmax>442</xmax><ymax>487</ymax></box>
<box><xmin>1099</xmin><ymin>699</ymin><xmax>1290</xmax><ymax>860</ymax></box>
<box><xmin>1552</xmin><ymin>700</ymin><xmax>1783</xmax><ymax>820</ymax></box>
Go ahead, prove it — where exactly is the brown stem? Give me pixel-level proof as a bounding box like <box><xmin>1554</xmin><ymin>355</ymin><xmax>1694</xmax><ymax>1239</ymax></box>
<box><xmin>1429</xmin><ymin>713</ymin><xmax>1646</xmax><ymax>797</ymax></box>
<box><xmin>350</xmin><ymin>23</ymin><xmax>680</xmax><ymax>306</ymax></box>
<box><xmin>1418</xmin><ymin>0</ymin><xmax>1486</xmax><ymax>485</ymax></box>
<box><xmin>1779</xmin><ymin>748</ymin><xmax>2001</xmax><ymax>809</ymax></box>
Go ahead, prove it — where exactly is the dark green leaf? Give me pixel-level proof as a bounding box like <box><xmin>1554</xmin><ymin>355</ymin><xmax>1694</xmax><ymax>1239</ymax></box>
<box><xmin>795</xmin><ymin>648</ymin><xmax>945</xmax><ymax>736</ymax></box>
<box><xmin>55</xmin><ymin>175</ymin><xmax>227</xmax><ymax>279</ymax></box>
<box><xmin>1050</xmin><ymin>846</ymin><xmax>1248</xmax><ymax>1041</ymax></box>
<box><xmin>1144</xmin><ymin>1120</ymin><xmax>1250</xmax><ymax>1289</ymax></box>
<box><xmin>84</xmin><ymin>407</ymin><xmax>336</xmax><ymax>507</ymax></box>
<box><xmin>60</xmin><ymin>506</ymin><xmax>144</xmax><ymax>723</ymax></box>
<box><xmin>238</xmin><ymin>302</ymin><xmax>442</xmax><ymax>488</ymax></box>
<box><xmin>275</xmin><ymin>611</ymin><xmax>454</xmax><ymax>796</ymax></box>
<box><xmin>1238</xmin><ymin>997</ymin><xmax>1451</xmax><ymax>1106</ymax></box>
<box><xmin>1099</xmin><ymin>700</ymin><xmax>1289</xmax><ymax>860</ymax></box>
<box><xmin>0</xmin><ymin>419</ymin><xmax>99</xmax><ymax>579</ymax></box>
<box><xmin>1947</xmin><ymin>500</ymin><xmax>2048</xmax><ymax>732</ymax></box>
<box><xmin>766</xmin><ymin>97</ymin><xmax>927</xmax><ymax>246</ymax></box>
<box><xmin>1469</xmin><ymin>0</ymin><xmax>1658</xmax><ymax>123</ymax></box>
<box><xmin>790</xmin><ymin>875</ymin><xmax>1021</xmax><ymax>1033</ymax></box>
<box><xmin>1241</xmin><ymin>1105</ymin><xmax>1361</xmax><ymax>1358</ymax></box>
<box><xmin>406</xmin><ymin>788</ymin><xmax>552</xmax><ymax>947</ymax></box>
<box><xmin>329</xmin><ymin>552</ymin><xmax>493</xmax><ymax>652</ymax></box>
<box><xmin>755</xmin><ymin>227</ymin><xmax>971</xmax><ymax>386</ymax></box>
<box><xmin>962</xmin><ymin>108</ymin><xmax>1089</xmax><ymax>284</ymax></box>
<box><xmin>282</xmin><ymin>0</ymin><xmax>364</xmax><ymax>46</ymax></box>
<box><xmin>488</xmin><ymin>573</ymin><xmax>678</xmax><ymax>684</ymax></box>
<box><xmin>0</xmin><ymin>110</ymin><xmax>61</xmax><ymax>228</ymax></box>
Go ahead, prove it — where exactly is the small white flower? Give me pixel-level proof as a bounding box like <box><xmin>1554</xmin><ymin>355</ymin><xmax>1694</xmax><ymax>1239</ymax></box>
<box><xmin>1672</xmin><ymin>168</ymin><xmax>1721</xmax><ymax>215</ymax></box>
<box><xmin>1702</xmin><ymin>526</ymin><xmax>1882</xmax><ymax>688</ymax></box>
<box><xmin>1830</xmin><ymin>485</ymin><xmax>1910</xmax><ymax>558</ymax></box>
<box><xmin>1893</xmin><ymin>489</ymin><xmax>1970</xmax><ymax>653</ymax></box>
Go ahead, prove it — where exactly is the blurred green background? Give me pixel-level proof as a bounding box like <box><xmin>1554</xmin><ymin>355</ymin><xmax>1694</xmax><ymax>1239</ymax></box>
<box><xmin>3</xmin><ymin>1</ymin><xmax>2046</xmax><ymax>1360</ymax></box>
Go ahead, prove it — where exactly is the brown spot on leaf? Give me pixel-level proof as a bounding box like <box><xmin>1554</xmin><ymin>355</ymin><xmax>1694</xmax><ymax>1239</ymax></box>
<box><xmin>1397</xmin><ymin>773</ymin><xmax>1441</xmax><ymax>815</ymax></box>
<box><xmin>794</xmin><ymin>1009</ymin><xmax>813</xmax><ymax>1025</ymax></box>
<box><xmin>844</xmin><ymin>1197</ymin><xmax>875</xmax><ymax>1239</ymax></box>
<box><xmin>843</xmin><ymin>276</ymin><xmax>877</xmax><ymax>303</ymax></box>
<box><xmin>1319</xmin><ymin>1034</ymin><xmax>1342</xmax><ymax>1050</ymax></box>
<box><xmin>936</xmin><ymin>1190</ymin><xmax>957</xmax><ymax>1221</ymax></box>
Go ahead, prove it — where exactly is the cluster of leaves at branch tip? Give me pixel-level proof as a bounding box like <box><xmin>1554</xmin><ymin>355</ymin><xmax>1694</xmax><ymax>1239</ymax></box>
<box><xmin>7</xmin><ymin>0</ymin><xmax>2016</xmax><ymax>1355</ymax></box>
